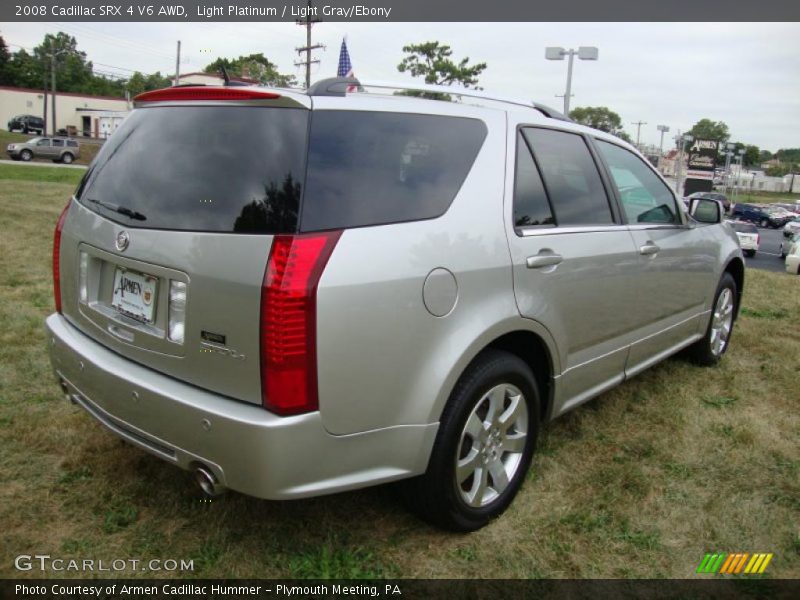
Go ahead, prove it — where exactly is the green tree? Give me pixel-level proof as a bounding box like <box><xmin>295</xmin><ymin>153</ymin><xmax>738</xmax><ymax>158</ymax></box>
<box><xmin>758</xmin><ymin>149</ymin><xmax>773</xmax><ymax>164</ymax></box>
<box><xmin>397</xmin><ymin>41</ymin><xmax>486</xmax><ymax>100</ymax></box>
<box><xmin>687</xmin><ymin>119</ymin><xmax>730</xmax><ymax>145</ymax></box>
<box><xmin>33</xmin><ymin>32</ymin><xmax>94</xmax><ymax>94</ymax></box>
<box><xmin>0</xmin><ymin>35</ymin><xmax>10</xmax><ymax>86</ymax></box>
<box><xmin>569</xmin><ymin>106</ymin><xmax>622</xmax><ymax>132</ymax></box>
<box><xmin>569</xmin><ymin>106</ymin><xmax>632</xmax><ymax>144</ymax></box>
<box><xmin>125</xmin><ymin>71</ymin><xmax>171</xmax><ymax>97</ymax></box>
<box><xmin>203</xmin><ymin>53</ymin><xmax>296</xmax><ymax>87</ymax></box>
<box><xmin>776</xmin><ymin>148</ymin><xmax>800</xmax><ymax>165</ymax></box>
<box><xmin>766</xmin><ymin>164</ymin><xmax>790</xmax><ymax>177</ymax></box>
<box><xmin>743</xmin><ymin>145</ymin><xmax>760</xmax><ymax>167</ymax></box>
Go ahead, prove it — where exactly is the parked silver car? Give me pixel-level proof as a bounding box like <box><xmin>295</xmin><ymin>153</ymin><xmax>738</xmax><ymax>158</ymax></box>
<box><xmin>45</xmin><ymin>79</ymin><xmax>744</xmax><ymax>531</ymax></box>
<box><xmin>7</xmin><ymin>136</ymin><xmax>80</xmax><ymax>163</ymax></box>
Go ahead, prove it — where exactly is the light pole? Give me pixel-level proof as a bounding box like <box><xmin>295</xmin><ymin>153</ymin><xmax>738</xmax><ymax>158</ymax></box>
<box><xmin>545</xmin><ymin>46</ymin><xmax>598</xmax><ymax>116</ymax></box>
<box><xmin>656</xmin><ymin>125</ymin><xmax>670</xmax><ymax>156</ymax></box>
<box><xmin>722</xmin><ymin>142</ymin><xmax>735</xmax><ymax>194</ymax></box>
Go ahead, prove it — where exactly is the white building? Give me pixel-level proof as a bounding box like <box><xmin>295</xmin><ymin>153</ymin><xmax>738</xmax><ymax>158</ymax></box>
<box><xmin>0</xmin><ymin>85</ymin><xmax>130</xmax><ymax>137</ymax></box>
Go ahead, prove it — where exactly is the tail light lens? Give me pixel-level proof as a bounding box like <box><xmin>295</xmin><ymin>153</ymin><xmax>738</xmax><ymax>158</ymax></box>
<box><xmin>168</xmin><ymin>281</ymin><xmax>187</xmax><ymax>343</ymax></box>
<box><xmin>53</xmin><ymin>200</ymin><xmax>71</xmax><ymax>314</ymax></box>
<box><xmin>260</xmin><ymin>231</ymin><xmax>342</xmax><ymax>415</ymax></box>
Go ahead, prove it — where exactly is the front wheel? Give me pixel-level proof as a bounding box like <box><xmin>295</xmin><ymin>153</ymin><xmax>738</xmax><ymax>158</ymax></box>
<box><xmin>687</xmin><ymin>273</ymin><xmax>737</xmax><ymax>366</ymax></box>
<box><xmin>20</xmin><ymin>149</ymin><xmax>32</xmax><ymax>161</ymax></box>
<box><xmin>400</xmin><ymin>349</ymin><xmax>540</xmax><ymax>531</ymax></box>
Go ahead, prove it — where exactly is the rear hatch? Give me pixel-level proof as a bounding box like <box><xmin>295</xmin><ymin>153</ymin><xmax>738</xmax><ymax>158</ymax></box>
<box><xmin>58</xmin><ymin>89</ymin><xmax>310</xmax><ymax>405</ymax></box>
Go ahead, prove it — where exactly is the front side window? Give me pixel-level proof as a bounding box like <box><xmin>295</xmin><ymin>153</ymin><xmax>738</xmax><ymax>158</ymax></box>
<box><xmin>596</xmin><ymin>140</ymin><xmax>679</xmax><ymax>225</ymax></box>
<box><xmin>36</xmin><ymin>139</ymin><xmax>50</xmax><ymax>147</ymax></box>
<box><xmin>522</xmin><ymin>128</ymin><xmax>613</xmax><ymax>225</ymax></box>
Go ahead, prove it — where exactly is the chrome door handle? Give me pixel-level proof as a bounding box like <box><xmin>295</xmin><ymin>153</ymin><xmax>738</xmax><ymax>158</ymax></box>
<box><xmin>526</xmin><ymin>253</ymin><xmax>563</xmax><ymax>269</ymax></box>
<box><xmin>639</xmin><ymin>242</ymin><xmax>660</xmax><ymax>256</ymax></box>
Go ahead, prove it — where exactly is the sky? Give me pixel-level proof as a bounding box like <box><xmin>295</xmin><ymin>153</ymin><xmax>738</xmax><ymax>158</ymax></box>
<box><xmin>1</xmin><ymin>21</ymin><xmax>798</xmax><ymax>151</ymax></box>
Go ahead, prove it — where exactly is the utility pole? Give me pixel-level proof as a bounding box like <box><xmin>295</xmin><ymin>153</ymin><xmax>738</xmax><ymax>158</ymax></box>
<box><xmin>46</xmin><ymin>41</ymin><xmax>68</xmax><ymax>136</ymax></box>
<box><xmin>295</xmin><ymin>0</ymin><xmax>324</xmax><ymax>89</ymax></box>
<box><xmin>174</xmin><ymin>40</ymin><xmax>181</xmax><ymax>86</ymax></box>
<box><xmin>632</xmin><ymin>120</ymin><xmax>647</xmax><ymax>148</ymax></box>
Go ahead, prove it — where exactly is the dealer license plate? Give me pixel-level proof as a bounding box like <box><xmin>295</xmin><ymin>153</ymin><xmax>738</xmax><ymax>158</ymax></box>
<box><xmin>111</xmin><ymin>268</ymin><xmax>158</xmax><ymax>323</ymax></box>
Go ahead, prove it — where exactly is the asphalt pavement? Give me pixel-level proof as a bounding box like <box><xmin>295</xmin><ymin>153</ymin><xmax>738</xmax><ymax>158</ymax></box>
<box><xmin>744</xmin><ymin>226</ymin><xmax>789</xmax><ymax>273</ymax></box>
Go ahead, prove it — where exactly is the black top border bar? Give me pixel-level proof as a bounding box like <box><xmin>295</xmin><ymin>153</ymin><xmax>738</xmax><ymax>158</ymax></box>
<box><xmin>3</xmin><ymin>0</ymin><xmax>799</xmax><ymax>22</ymax></box>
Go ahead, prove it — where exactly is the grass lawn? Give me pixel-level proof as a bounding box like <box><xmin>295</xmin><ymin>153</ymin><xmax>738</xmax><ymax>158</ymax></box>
<box><xmin>1</xmin><ymin>129</ymin><xmax>101</xmax><ymax>166</ymax></box>
<box><xmin>1</xmin><ymin>174</ymin><xmax>798</xmax><ymax>579</ymax></box>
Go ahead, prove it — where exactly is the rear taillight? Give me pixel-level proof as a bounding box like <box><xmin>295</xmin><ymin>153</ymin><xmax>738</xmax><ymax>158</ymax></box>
<box><xmin>260</xmin><ymin>231</ymin><xmax>342</xmax><ymax>416</ymax></box>
<box><xmin>756</xmin><ymin>234</ymin><xmax>760</xmax><ymax>245</ymax></box>
<box><xmin>53</xmin><ymin>200</ymin><xmax>71</xmax><ymax>314</ymax></box>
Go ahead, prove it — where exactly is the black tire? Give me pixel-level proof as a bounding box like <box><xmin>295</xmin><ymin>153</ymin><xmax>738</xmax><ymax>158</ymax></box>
<box><xmin>20</xmin><ymin>149</ymin><xmax>32</xmax><ymax>162</ymax></box>
<box><xmin>400</xmin><ymin>349</ymin><xmax>540</xmax><ymax>531</ymax></box>
<box><xmin>687</xmin><ymin>272</ymin><xmax>737</xmax><ymax>366</ymax></box>
<box><xmin>21</xmin><ymin>126</ymin><xmax>28</xmax><ymax>134</ymax></box>
<box><xmin>744</xmin><ymin>250</ymin><xmax>755</xmax><ymax>258</ymax></box>
<box><xmin>760</xmin><ymin>218</ymin><xmax>769</xmax><ymax>228</ymax></box>
<box><xmin>61</xmin><ymin>152</ymin><xmax>74</xmax><ymax>164</ymax></box>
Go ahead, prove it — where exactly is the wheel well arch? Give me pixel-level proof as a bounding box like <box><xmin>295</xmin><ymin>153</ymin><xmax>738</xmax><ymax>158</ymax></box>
<box><xmin>724</xmin><ymin>257</ymin><xmax>745</xmax><ymax>319</ymax></box>
<box><xmin>484</xmin><ymin>330</ymin><xmax>555</xmax><ymax>423</ymax></box>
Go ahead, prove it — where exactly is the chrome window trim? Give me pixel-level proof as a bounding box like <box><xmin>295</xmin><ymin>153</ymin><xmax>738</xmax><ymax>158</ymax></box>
<box><xmin>517</xmin><ymin>223</ymin><xmax>689</xmax><ymax>237</ymax></box>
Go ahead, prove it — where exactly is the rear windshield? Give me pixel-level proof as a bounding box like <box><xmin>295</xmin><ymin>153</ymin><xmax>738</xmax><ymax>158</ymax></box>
<box><xmin>730</xmin><ymin>221</ymin><xmax>757</xmax><ymax>233</ymax></box>
<box><xmin>76</xmin><ymin>106</ymin><xmax>486</xmax><ymax>233</ymax></box>
<box><xmin>76</xmin><ymin>106</ymin><xmax>309</xmax><ymax>233</ymax></box>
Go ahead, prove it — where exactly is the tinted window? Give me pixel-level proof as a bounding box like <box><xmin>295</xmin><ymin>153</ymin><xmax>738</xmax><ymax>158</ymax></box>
<box><xmin>730</xmin><ymin>221</ymin><xmax>757</xmax><ymax>234</ymax></box>
<box><xmin>513</xmin><ymin>132</ymin><xmax>554</xmax><ymax>228</ymax></box>
<box><xmin>67</xmin><ymin>140</ymin><xmax>78</xmax><ymax>147</ymax></box>
<box><xmin>301</xmin><ymin>111</ymin><xmax>487</xmax><ymax>232</ymax></box>
<box><xmin>52</xmin><ymin>139</ymin><xmax>64</xmax><ymax>147</ymax></box>
<box><xmin>36</xmin><ymin>139</ymin><xmax>50</xmax><ymax>147</ymax></box>
<box><xmin>76</xmin><ymin>106</ymin><xmax>309</xmax><ymax>233</ymax></box>
<box><xmin>523</xmin><ymin>128</ymin><xmax>612</xmax><ymax>225</ymax></box>
<box><xmin>596</xmin><ymin>140</ymin><xmax>679</xmax><ymax>224</ymax></box>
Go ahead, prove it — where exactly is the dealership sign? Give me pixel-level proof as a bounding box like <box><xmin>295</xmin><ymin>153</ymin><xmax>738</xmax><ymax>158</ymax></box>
<box><xmin>684</xmin><ymin>139</ymin><xmax>718</xmax><ymax>194</ymax></box>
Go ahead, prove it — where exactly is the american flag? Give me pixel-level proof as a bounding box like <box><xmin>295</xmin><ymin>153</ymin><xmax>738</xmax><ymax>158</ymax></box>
<box><xmin>337</xmin><ymin>38</ymin><xmax>357</xmax><ymax>92</ymax></box>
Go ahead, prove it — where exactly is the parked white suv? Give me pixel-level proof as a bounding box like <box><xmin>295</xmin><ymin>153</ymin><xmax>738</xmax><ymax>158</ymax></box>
<box><xmin>45</xmin><ymin>79</ymin><xmax>744</xmax><ymax>531</ymax></box>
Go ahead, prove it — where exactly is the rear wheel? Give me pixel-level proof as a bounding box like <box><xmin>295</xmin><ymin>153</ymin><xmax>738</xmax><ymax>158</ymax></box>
<box><xmin>20</xmin><ymin>149</ymin><xmax>32</xmax><ymax>161</ymax></box>
<box><xmin>760</xmin><ymin>218</ymin><xmax>769</xmax><ymax>228</ymax></box>
<box><xmin>687</xmin><ymin>273</ymin><xmax>737</xmax><ymax>366</ymax></box>
<box><xmin>400</xmin><ymin>349</ymin><xmax>540</xmax><ymax>531</ymax></box>
<box><xmin>61</xmin><ymin>153</ymin><xmax>74</xmax><ymax>164</ymax></box>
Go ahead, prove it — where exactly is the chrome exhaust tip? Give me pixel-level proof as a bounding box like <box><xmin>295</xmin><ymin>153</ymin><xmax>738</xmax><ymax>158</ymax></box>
<box><xmin>195</xmin><ymin>466</ymin><xmax>225</xmax><ymax>497</ymax></box>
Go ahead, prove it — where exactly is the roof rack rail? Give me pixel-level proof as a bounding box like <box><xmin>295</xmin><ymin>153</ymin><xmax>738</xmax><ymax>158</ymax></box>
<box><xmin>326</xmin><ymin>79</ymin><xmax>572</xmax><ymax>122</ymax></box>
<box><xmin>307</xmin><ymin>77</ymin><xmax>362</xmax><ymax>97</ymax></box>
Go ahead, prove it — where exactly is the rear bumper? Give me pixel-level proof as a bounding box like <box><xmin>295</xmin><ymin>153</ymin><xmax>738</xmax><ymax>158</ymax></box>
<box><xmin>45</xmin><ymin>313</ymin><xmax>437</xmax><ymax>499</ymax></box>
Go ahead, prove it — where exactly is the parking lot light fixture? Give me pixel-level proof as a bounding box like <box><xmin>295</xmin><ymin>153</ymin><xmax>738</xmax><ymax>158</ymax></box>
<box><xmin>545</xmin><ymin>46</ymin><xmax>599</xmax><ymax>115</ymax></box>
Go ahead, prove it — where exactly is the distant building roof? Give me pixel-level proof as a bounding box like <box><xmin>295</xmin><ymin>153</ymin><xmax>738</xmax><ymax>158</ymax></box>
<box><xmin>0</xmin><ymin>85</ymin><xmax>127</xmax><ymax>102</ymax></box>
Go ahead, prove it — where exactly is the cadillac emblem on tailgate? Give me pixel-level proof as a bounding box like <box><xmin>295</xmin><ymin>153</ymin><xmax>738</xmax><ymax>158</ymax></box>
<box><xmin>116</xmin><ymin>230</ymin><xmax>130</xmax><ymax>252</ymax></box>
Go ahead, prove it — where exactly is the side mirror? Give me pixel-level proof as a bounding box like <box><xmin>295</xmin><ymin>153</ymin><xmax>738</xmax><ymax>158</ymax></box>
<box><xmin>689</xmin><ymin>198</ymin><xmax>722</xmax><ymax>224</ymax></box>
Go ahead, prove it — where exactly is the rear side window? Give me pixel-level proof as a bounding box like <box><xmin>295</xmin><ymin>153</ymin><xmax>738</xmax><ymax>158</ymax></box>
<box><xmin>513</xmin><ymin>131</ymin><xmax>554</xmax><ymax>229</ymax></box>
<box><xmin>522</xmin><ymin>128</ymin><xmax>613</xmax><ymax>225</ymax></box>
<box><xmin>76</xmin><ymin>106</ymin><xmax>309</xmax><ymax>233</ymax></box>
<box><xmin>596</xmin><ymin>140</ymin><xmax>679</xmax><ymax>225</ymax></box>
<box><xmin>52</xmin><ymin>139</ymin><xmax>64</xmax><ymax>147</ymax></box>
<box><xmin>300</xmin><ymin>111</ymin><xmax>487</xmax><ymax>232</ymax></box>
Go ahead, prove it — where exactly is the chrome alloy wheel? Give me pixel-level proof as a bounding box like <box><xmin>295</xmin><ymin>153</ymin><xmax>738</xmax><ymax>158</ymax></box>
<box><xmin>710</xmin><ymin>287</ymin><xmax>734</xmax><ymax>356</ymax></box>
<box><xmin>454</xmin><ymin>383</ymin><xmax>528</xmax><ymax>508</ymax></box>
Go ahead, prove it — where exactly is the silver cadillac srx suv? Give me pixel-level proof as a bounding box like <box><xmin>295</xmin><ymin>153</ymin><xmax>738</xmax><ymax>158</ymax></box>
<box><xmin>45</xmin><ymin>78</ymin><xmax>744</xmax><ymax>531</ymax></box>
